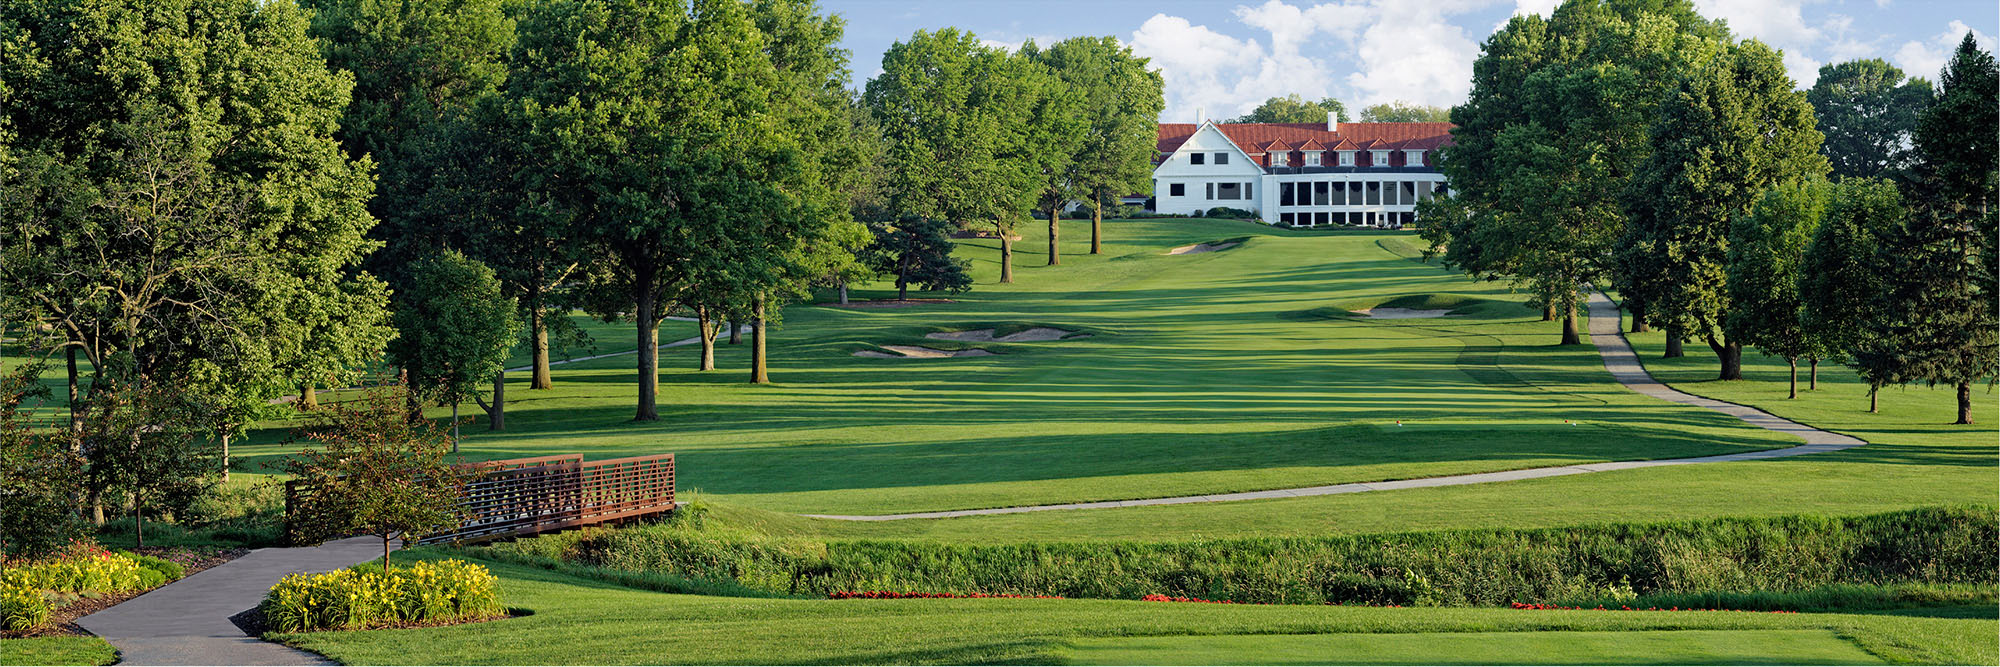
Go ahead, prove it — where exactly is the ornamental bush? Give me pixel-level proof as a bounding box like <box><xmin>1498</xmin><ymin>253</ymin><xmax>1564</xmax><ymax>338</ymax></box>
<box><xmin>260</xmin><ymin>559</ymin><xmax>503</xmax><ymax>632</ymax></box>
<box><xmin>0</xmin><ymin>544</ymin><xmax>184</xmax><ymax>633</ymax></box>
<box><xmin>1</xmin><ymin>584</ymin><xmax>50</xmax><ymax>632</ymax></box>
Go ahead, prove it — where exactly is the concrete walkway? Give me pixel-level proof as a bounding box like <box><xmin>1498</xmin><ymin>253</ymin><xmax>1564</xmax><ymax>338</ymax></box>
<box><xmin>804</xmin><ymin>292</ymin><xmax>1865</xmax><ymax>521</ymax></box>
<box><xmin>75</xmin><ymin>537</ymin><xmax>381</xmax><ymax>666</ymax></box>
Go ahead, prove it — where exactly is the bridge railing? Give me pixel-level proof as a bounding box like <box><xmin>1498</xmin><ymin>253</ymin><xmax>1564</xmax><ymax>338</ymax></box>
<box><xmin>285</xmin><ymin>452</ymin><xmax>675</xmax><ymax>546</ymax></box>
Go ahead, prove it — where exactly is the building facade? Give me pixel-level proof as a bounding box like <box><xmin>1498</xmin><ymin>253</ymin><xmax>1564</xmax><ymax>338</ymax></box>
<box><xmin>1151</xmin><ymin>118</ymin><xmax>1453</xmax><ymax>227</ymax></box>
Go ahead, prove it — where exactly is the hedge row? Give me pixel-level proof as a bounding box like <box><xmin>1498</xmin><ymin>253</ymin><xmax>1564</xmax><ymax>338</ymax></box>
<box><xmin>490</xmin><ymin>505</ymin><xmax>1996</xmax><ymax>607</ymax></box>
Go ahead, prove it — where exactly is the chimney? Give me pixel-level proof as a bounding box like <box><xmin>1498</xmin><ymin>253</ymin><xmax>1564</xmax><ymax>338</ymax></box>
<box><xmin>1327</xmin><ymin>111</ymin><xmax>1338</xmax><ymax>133</ymax></box>
<box><xmin>1196</xmin><ymin>107</ymin><xmax>1205</xmax><ymax>126</ymax></box>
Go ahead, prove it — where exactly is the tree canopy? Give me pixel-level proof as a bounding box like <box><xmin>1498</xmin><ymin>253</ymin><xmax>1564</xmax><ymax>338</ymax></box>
<box><xmin>1359</xmin><ymin>101</ymin><xmax>1451</xmax><ymax>122</ymax></box>
<box><xmin>386</xmin><ymin>250</ymin><xmax>520</xmax><ymax>448</ymax></box>
<box><xmin>1229</xmin><ymin>95</ymin><xmax>1347</xmax><ymax>124</ymax></box>
<box><xmin>1806</xmin><ymin>59</ymin><xmax>1932</xmax><ymax>180</ymax></box>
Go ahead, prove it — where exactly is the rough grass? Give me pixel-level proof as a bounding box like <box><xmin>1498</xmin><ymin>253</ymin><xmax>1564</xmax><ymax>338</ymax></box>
<box><xmin>270</xmin><ymin>549</ymin><xmax>1999</xmax><ymax>666</ymax></box>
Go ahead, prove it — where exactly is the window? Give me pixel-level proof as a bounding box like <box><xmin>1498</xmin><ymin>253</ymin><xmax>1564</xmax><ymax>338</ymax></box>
<box><xmin>1190</xmin><ymin>153</ymin><xmax>1205</xmax><ymax>165</ymax></box>
<box><xmin>1347</xmin><ymin>181</ymin><xmax>1363</xmax><ymax>204</ymax></box>
<box><xmin>1281</xmin><ymin>213</ymin><xmax>1295</xmax><ymax>225</ymax></box>
<box><xmin>1339</xmin><ymin>151</ymin><xmax>1354</xmax><ymax>166</ymax></box>
<box><xmin>1385</xmin><ymin>182</ymin><xmax>1398</xmax><ymax>206</ymax></box>
<box><xmin>1315</xmin><ymin>212</ymin><xmax>1330</xmax><ymax>225</ymax></box>
<box><xmin>1372</xmin><ymin>150</ymin><xmax>1389</xmax><ymax>166</ymax></box>
<box><xmin>1366</xmin><ymin>181</ymin><xmax>1381</xmax><ymax>205</ymax></box>
<box><xmin>1314</xmin><ymin>182</ymin><xmax>1329</xmax><ymax>206</ymax></box>
<box><xmin>1280</xmin><ymin>182</ymin><xmax>1295</xmax><ymax>206</ymax></box>
<box><xmin>1244</xmin><ymin>183</ymin><xmax>1252</xmax><ymax>199</ymax></box>
<box><xmin>1401</xmin><ymin>182</ymin><xmax>1418</xmax><ymax>205</ymax></box>
<box><xmin>1217</xmin><ymin>183</ymin><xmax>1241</xmax><ymax>200</ymax></box>
<box><xmin>1169</xmin><ymin>183</ymin><xmax>1185</xmax><ymax>197</ymax></box>
<box><xmin>1348</xmin><ymin>211</ymin><xmax>1362</xmax><ymax>225</ymax></box>
<box><xmin>1206</xmin><ymin>183</ymin><xmax>1215</xmax><ymax>199</ymax></box>
<box><xmin>1406</xmin><ymin>150</ymin><xmax>1424</xmax><ymax>166</ymax></box>
<box><xmin>1214</xmin><ymin>152</ymin><xmax>1229</xmax><ymax>165</ymax></box>
<box><xmin>1306</xmin><ymin>152</ymin><xmax>1321</xmax><ymax>166</ymax></box>
<box><xmin>1417</xmin><ymin>182</ymin><xmax>1434</xmax><ymax>202</ymax></box>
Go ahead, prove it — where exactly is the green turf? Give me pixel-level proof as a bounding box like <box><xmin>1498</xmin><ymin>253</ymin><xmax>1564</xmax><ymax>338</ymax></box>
<box><xmin>219</xmin><ymin>219</ymin><xmax>1815</xmax><ymax>519</ymax></box>
<box><xmin>1063</xmin><ymin>629</ymin><xmax>1885</xmax><ymax>665</ymax></box>
<box><xmin>268</xmin><ymin>551</ymin><xmax>1997</xmax><ymax>665</ymax></box>
<box><xmin>0</xmin><ymin>637</ymin><xmax>118</xmax><ymax>666</ymax></box>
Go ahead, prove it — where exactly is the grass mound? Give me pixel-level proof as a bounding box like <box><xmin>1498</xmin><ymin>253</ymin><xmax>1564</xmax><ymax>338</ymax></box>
<box><xmin>478</xmin><ymin>501</ymin><xmax>1997</xmax><ymax>609</ymax></box>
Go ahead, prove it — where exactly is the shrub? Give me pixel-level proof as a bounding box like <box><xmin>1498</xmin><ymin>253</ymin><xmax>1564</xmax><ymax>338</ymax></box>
<box><xmin>490</xmin><ymin>506</ymin><xmax>1997</xmax><ymax>607</ymax></box>
<box><xmin>1205</xmin><ymin>206</ymin><xmax>1257</xmax><ymax>219</ymax></box>
<box><xmin>1</xmin><ymin>584</ymin><xmax>50</xmax><ymax>632</ymax></box>
<box><xmin>259</xmin><ymin>558</ymin><xmax>503</xmax><ymax>632</ymax></box>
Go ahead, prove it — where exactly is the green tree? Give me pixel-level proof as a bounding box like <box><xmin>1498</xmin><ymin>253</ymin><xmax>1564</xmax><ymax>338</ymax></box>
<box><xmin>1725</xmin><ymin>179</ymin><xmax>1830</xmax><ymax>398</ymax></box>
<box><xmin>1806</xmin><ymin>59</ymin><xmax>1932</xmax><ymax>179</ymax></box>
<box><xmin>863</xmin><ymin>217</ymin><xmax>973</xmax><ymax>300</ymax></box>
<box><xmin>1625</xmin><ymin>40</ymin><xmax>1828</xmax><ymax>380</ymax></box>
<box><xmin>0</xmin><ymin>0</ymin><xmax>391</xmax><ymax>479</ymax></box>
<box><xmin>0</xmin><ymin>360</ymin><xmax>87</xmax><ymax>557</ymax></box>
<box><xmin>1802</xmin><ymin>178</ymin><xmax>1900</xmax><ymax>410</ymax></box>
<box><xmin>1032</xmin><ymin>37</ymin><xmax>1163</xmax><ymax>255</ymax></box>
<box><xmin>866</xmin><ymin>29</ymin><xmax>1038</xmax><ymax>283</ymax></box>
<box><xmin>386</xmin><ymin>251</ymin><xmax>520</xmax><ymax>447</ymax></box>
<box><xmin>1016</xmin><ymin>41</ymin><xmax>1088</xmax><ymax>267</ymax></box>
<box><xmin>284</xmin><ymin>381</ymin><xmax>466</xmax><ymax>566</ymax></box>
<box><xmin>81</xmin><ymin>379</ymin><xmax>219</xmax><ymax>548</ymax></box>
<box><xmin>1359</xmin><ymin>101</ymin><xmax>1452</xmax><ymax>122</ymax></box>
<box><xmin>1229</xmin><ymin>94</ymin><xmax>1347</xmax><ymax>123</ymax></box>
<box><xmin>1871</xmin><ymin>33</ymin><xmax>1998</xmax><ymax>425</ymax></box>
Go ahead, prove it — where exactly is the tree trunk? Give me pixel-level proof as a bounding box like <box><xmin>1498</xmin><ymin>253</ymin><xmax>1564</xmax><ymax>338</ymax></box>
<box><xmin>133</xmin><ymin>493</ymin><xmax>144</xmax><ymax>548</ymax></box>
<box><xmin>1559</xmin><ymin>305</ymin><xmax>1581</xmax><ymax>345</ymax></box>
<box><xmin>1869</xmin><ymin>385</ymin><xmax>1878</xmax><ymax>413</ymax></box>
<box><xmin>697</xmin><ymin>306</ymin><xmax>716</xmax><ymax>371</ymax></box>
<box><xmin>1956</xmin><ymin>381</ymin><xmax>1973</xmax><ymax>425</ymax></box>
<box><xmin>750</xmin><ymin>297</ymin><xmax>769</xmax><ymax>384</ymax></box>
<box><xmin>1541</xmin><ymin>303</ymin><xmax>1554</xmax><ymax>321</ymax></box>
<box><xmin>489</xmin><ymin>370</ymin><xmax>505</xmax><ymax>431</ymax></box>
<box><xmin>531</xmin><ymin>305</ymin><xmax>553</xmax><ymax>390</ymax></box>
<box><xmin>1090</xmin><ymin>203</ymin><xmax>1103</xmax><ymax>255</ymax></box>
<box><xmin>1707</xmin><ymin>336</ymin><xmax>1741</xmax><ymax>381</ymax></box>
<box><xmin>897</xmin><ymin>251</ymin><xmax>912</xmax><ymax>301</ymax></box>
<box><xmin>1808</xmin><ymin>358</ymin><xmax>1818</xmax><ymax>390</ymax></box>
<box><xmin>1786</xmin><ymin>358</ymin><xmax>1798</xmax><ymax>399</ymax></box>
<box><xmin>634</xmin><ymin>291</ymin><xmax>660</xmax><ymax>421</ymax></box>
<box><xmin>66</xmin><ymin>347</ymin><xmax>80</xmax><ymax>431</ymax></box>
<box><xmin>383</xmin><ymin>535</ymin><xmax>393</xmax><ymax>568</ymax></box>
<box><xmin>838</xmin><ymin>278</ymin><xmax>849</xmax><ymax>305</ymax></box>
<box><xmin>729</xmin><ymin>319</ymin><xmax>741</xmax><ymax>345</ymax></box>
<box><xmin>451</xmin><ymin>401</ymin><xmax>460</xmax><ymax>452</ymax></box>
<box><xmin>998</xmin><ymin>219</ymin><xmax>1014</xmax><ymax>284</ymax></box>
<box><xmin>89</xmin><ymin>487</ymin><xmax>103</xmax><ymax>526</ymax></box>
<box><xmin>299</xmin><ymin>382</ymin><xmax>319</xmax><ymax>410</ymax></box>
<box><xmin>1047</xmin><ymin>208</ymin><xmax>1060</xmax><ymax>266</ymax></box>
<box><xmin>220</xmin><ymin>433</ymin><xmax>230</xmax><ymax>482</ymax></box>
<box><xmin>1629</xmin><ymin>299</ymin><xmax>1650</xmax><ymax>333</ymax></box>
<box><xmin>1664</xmin><ymin>328</ymin><xmax>1684</xmax><ymax>358</ymax></box>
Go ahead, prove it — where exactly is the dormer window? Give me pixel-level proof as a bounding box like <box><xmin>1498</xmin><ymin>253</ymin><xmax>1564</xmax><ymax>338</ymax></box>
<box><xmin>1338</xmin><ymin>151</ymin><xmax>1354</xmax><ymax>167</ymax></box>
<box><xmin>1405</xmin><ymin>149</ymin><xmax>1425</xmax><ymax>165</ymax></box>
<box><xmin>1305</xmin><ymin>152</ymin><xmax>1321</xmax><ymax>166</ymax></box>
<box><xmin>1272</xmin><ymin>152</ymin><xmax>1289</xmax><ymax>167</ymax></box>
<box><xmin>1371</xmin><ymin>150</ymin><xmax>1389</xmax><ymax>166</ymax></box>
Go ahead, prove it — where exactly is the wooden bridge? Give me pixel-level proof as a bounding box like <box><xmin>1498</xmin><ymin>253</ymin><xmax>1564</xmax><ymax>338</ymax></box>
<box><xmin>285</xmin><ymin>452</ymin><xmax>676</xmax><ymax>546</ymax></box>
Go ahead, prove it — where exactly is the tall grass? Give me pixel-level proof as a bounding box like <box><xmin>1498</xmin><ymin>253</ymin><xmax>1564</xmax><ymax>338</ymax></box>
<box><xmin>479</xmin><ymin>503</ymin><xmax>1996</xmax><ymax>607</ymax></box>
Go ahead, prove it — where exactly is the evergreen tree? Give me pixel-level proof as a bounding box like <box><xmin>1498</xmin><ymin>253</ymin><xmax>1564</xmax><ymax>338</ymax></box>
<box><xmin>862</xmin><ymin>217</ymin><xmax>973</xmax><ymax>300</ymax></box>
<box><xmin>1625</xmin><ymin>40</ymin><xmax>1828</xmax><ymax>379</ymax></box>
<box><xmin>1871</xmin><ymin>34</ymin><xmax>1998</xmax><ymax>424</ymax></box>
<box><xmin>1725</xmin><ymin>179</ymin><xmax>1830</xmax><ymax>398</ymax></box>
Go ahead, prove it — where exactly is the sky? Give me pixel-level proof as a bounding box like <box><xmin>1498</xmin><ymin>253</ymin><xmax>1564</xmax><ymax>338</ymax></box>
<box><xmin>824</xmin><ymin>0</ymin><xmax>1999</xmax><ymax>122</ymax></box>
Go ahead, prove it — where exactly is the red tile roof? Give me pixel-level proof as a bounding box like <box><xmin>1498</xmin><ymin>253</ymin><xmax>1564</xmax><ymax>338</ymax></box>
<box><xmin>1156</xmin><ymin>122</ymin><xmax>1454</xmax><ymax>155</ymax></box>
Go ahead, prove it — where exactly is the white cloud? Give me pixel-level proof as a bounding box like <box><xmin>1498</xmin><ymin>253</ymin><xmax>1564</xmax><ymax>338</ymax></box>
<box><xmin>1893</xmin><ymin>20</ymin><xmax>1996</xmax><ymax>81</ymax></box>
<box><xmin>1129</xmin><ymin>13</ymin><xmax>1282</xmax><ymax>122</ymax></box>
<box><xmin>1344</xmin><ymin>2</ymin><xmax>1481</xmax><ymax>107</ymax></box>
<box><xmin>1696</xmin><ymin>0</ymin><xmax>1822</xmax><ymax>47</ymax></box>
<box><xmin>1512</xmin><ymin>0</ymin><xmax>1560</xmax><ymax>18</ymax></box>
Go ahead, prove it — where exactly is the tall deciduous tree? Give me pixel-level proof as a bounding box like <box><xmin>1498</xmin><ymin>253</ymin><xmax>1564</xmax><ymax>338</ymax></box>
<box><xmin>1803</xmin><ymin>178</ymin><xmax>1900</xmax><ymax>409</ymax></box>
<box><xmin>866</xmin><ymin>29</ymin><xmax>1038</xmax><ymax>283</ymax></box>
<box><xmin>1725</xmin><ymin>179</ymin><xmax>1830</xmax><ymax>398</ymax></box>
<box><xmin>1806</xmin><ymin>59</ymin><xmax>1932</xmax><ymax>179</ymax></box>
<box><xmin>1360</xmin><ymin>101</ymin><xmax>1452</xmax><ymax>122</ymax></box>
<box><xmin>1034</xmin><ymin>37</ymin><xmax>1163</xmax><ymax>255</ymax></box>
<box><xmin>1015</xmin><ymin>41</ymin><xmax>1087</xmax><ymax>267</ymax></box>
<box><xmin>1870</xmin><ymin>34</ymin><xmax>1998</xmax><ymax>425</ymax></box>
<box><xmin>387</xmin><ymin>251</ymin><xmax>519</xmax><ymax>448</ymax></box>
<box><xmin>0</xmin><ymin>0</ymin><xmax>391</xmax><ymax>474</ymax></box>
<box><xmin>1625</xmin><ymin>40</ymin><xmax>1828</xmax><ymax>380</ymax></box>
<box><xmin>1229</xmin><ymin>94</ymin><xmax>1347</xmax><ymax>123</ymax></box>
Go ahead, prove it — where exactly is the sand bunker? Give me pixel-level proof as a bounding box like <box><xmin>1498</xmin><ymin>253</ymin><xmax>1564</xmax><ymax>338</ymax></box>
<box><xmin>925</xmin><ymin>327</ymin><xmax>1086</xmax><ymax>343</ymax></box>
<box><xmin>1167</xmin><ymin>242</ymin><xmax>1240</xmax><ymax>255</ymax></box>
<box><xmin>854</xmin><ymin>345</ymin><xmax>997</xmax><ymax>359</ymax></box>
<box><xmin>1353</xmin><ymin>308</ymin><xmax>1459</xmax><ymax>319</ymax></box>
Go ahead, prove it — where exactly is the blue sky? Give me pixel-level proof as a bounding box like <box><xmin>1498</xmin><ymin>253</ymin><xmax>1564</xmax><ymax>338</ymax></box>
<box><xmin>824</xmin><ymin>0</ymin><xmax>1998</xmax><ymax>122</ymax></box>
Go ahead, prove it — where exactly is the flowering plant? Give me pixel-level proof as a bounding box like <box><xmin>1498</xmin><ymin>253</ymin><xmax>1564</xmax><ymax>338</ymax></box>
<box><xmin>260</xmin><ymin>559</ymin><xmax>504</xmax><ymax>632</ymax></box>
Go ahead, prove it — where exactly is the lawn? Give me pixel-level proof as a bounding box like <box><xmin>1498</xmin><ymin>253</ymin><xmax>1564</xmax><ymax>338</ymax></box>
<box><xmin>269</xmin><ymin>550</ymin><xmax>1997</xmax><ymax>665</ymax></box>
<box><xmin>0</xmin><ymin>637</ymin><xmax>118</xmax><ymax>666</ymax></box>
<box><xmin>217</xmin><ymin>218</ymin><xmax>1838</xmax><ymax>522</ymax></box>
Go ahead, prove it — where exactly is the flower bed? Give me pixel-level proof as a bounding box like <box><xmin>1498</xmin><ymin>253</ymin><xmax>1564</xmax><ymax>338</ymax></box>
<box><xmin>259</xmin><ymin>559</ymin><xmax>504</xmax><ymax>632</ymax></box>
<box><xmin>2</xmin><ymin>543</ymin><xmax>189</xmax><ymax>634</ymax></box>
<box><xmin>828</xmin><ymin>590</ymin><xmax>1062</xmax><ymax>600</ymax></box>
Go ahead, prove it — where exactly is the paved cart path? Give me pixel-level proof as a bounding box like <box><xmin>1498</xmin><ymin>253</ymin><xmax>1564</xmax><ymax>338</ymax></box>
<box><xmin>75</xmin><ymin>537</ymin><xmax>381</xmax><ymax>666</ymax></box>
<box><xmin>804</xmin><ymin>291</ymin><xmax>1866</xmax><ymax>521</ymax></box>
